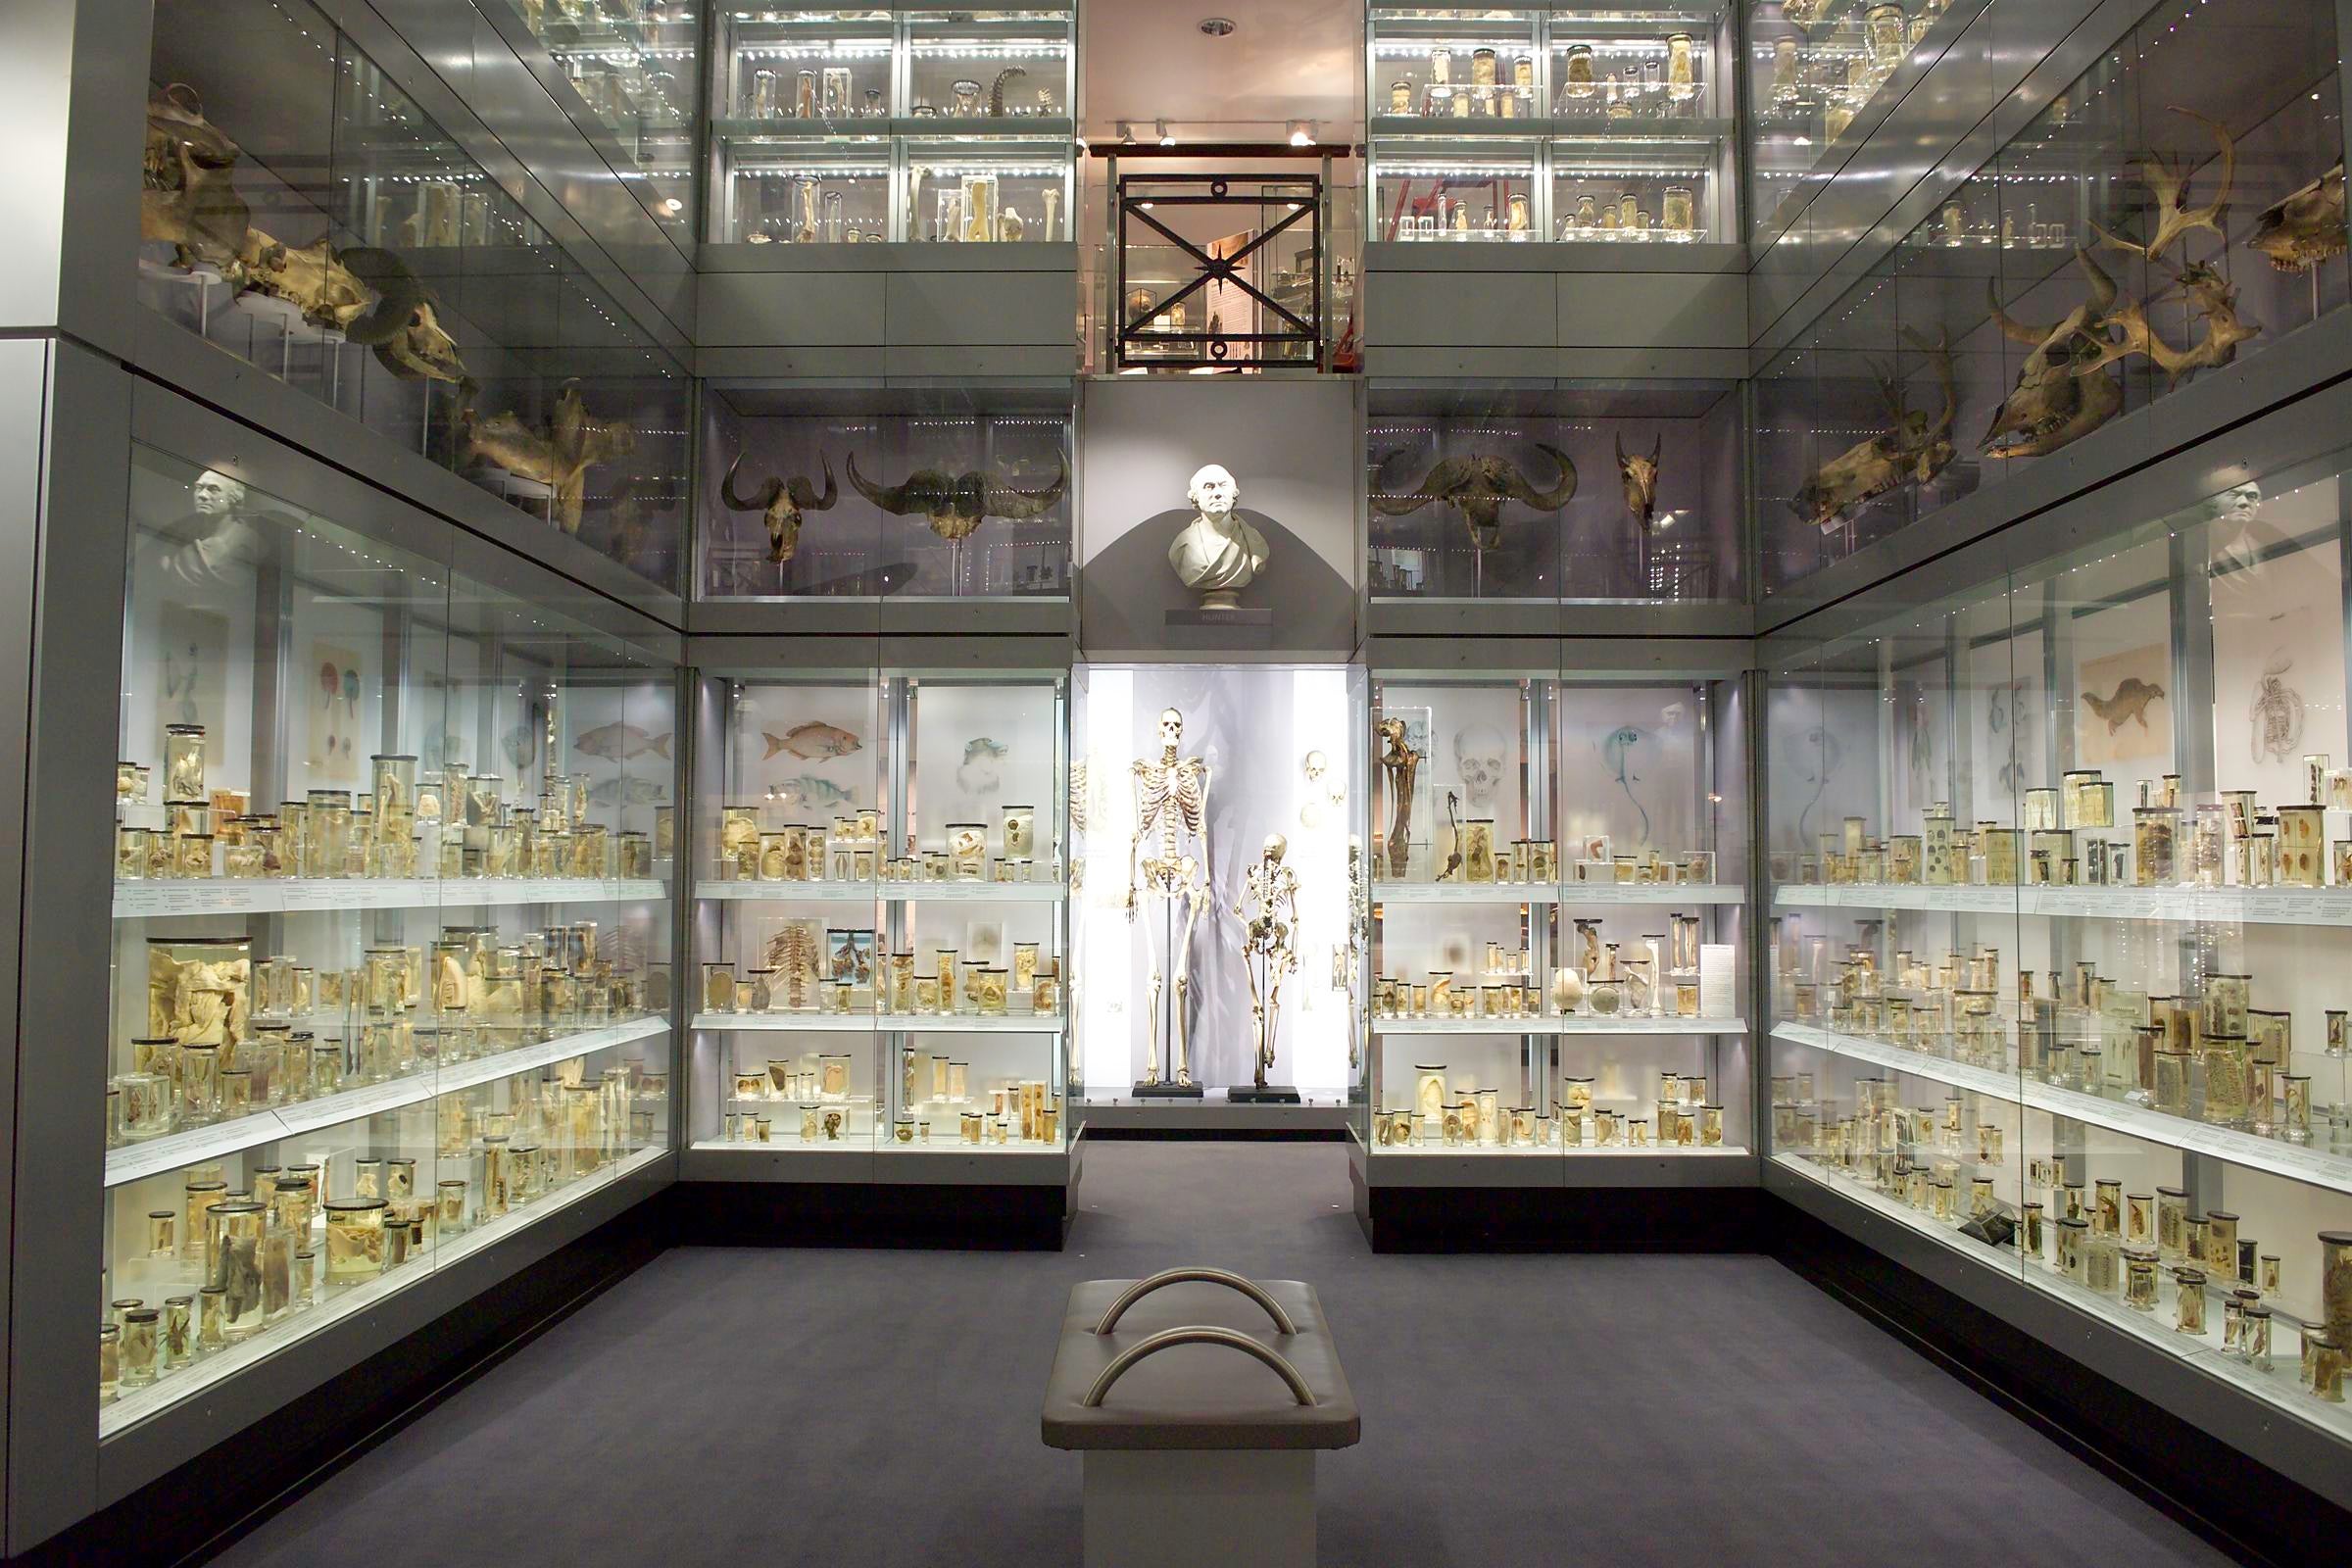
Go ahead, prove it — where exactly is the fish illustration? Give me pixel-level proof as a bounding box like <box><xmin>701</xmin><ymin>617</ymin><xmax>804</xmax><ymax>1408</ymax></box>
<box><xmin>573</xmin><ymin>722</ymin><xmax>672</xmax><ymax>761</ymax></box>
<box><xmin>1600</xmin><ymin>724</ymin><xmax>1652</xmax><ymax>847</ymax></box>
<box><xmin>764</xmin><ymin>721</ymin><xmax>862</xmax><ymax>761</ymax></box>
<box><xmin>770</xmin><ymin>773</ymin><xmax>856</xmax><ymax>811</ymax></box>
<box><xmin>587</xmin><ymin>774</ymin><xmax>669</xmax><ymax>808</ymax></box>
<box><xmin>2082</xmin><ymin>677</ymin><xmax>2166</xmax><ymax>735</ymax></box>
<box><xmin>501</xmin><ymin>721</ymin><xmax>540</xmax><ymax>774</ymax></box>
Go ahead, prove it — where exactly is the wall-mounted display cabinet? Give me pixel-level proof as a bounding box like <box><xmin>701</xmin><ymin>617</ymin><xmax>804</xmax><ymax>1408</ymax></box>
<box><xmin>99</xmin><ymin>444</ymin><xmax>679</xmax><ymax>1433</ymax></box>
<box><xmin>1367</xmin><ymin>5</ymin><xmax>1737</xmax><ymax>243</ymax></box>
<box><xmin>706</xmin><ymin>3</ymin><xmax>1073</xmax><ymax>243</ymax></box>
<box><xmin>1764</xmin><ymin>446</ymin><xmax>2352</xmax><ymax>1444</ymax></box>
<box><xmin>686</xmin><ymin>662</ymin><xmax>1071</xmax><ymax>1171</ymax></box>
<box><xmin>140</xmin><ymin>0</ymin><xmax>692</xmax><ymax>594</ymax></box>
<box><xmin>1362</xmin><ymin>664</ymin><xmax>1751</xmax><ymax>1170</ymax></box>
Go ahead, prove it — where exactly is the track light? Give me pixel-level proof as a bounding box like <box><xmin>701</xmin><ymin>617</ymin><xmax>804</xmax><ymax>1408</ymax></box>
<box><xmin>1156</xmin><ymin>119</ymin><xmax>1174</xmax><ymax>146</ymax></box>
<box><xmin>1288</xmin><ymin>120</ymin><xmax>1315</xmax><ymax>147</ymax></box>
<box><xmin>1115</xmin><ymin>121</ymin><xmax>1136</xmax><ymax>142</ymax></box>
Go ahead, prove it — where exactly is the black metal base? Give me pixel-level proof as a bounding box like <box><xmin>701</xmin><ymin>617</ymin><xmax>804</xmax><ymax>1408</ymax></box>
<box><xmin>1353</xmin><ymin>1171</ymin><xmax>1765</xmax><ymax>1252</ymax></box>
<box><xmin>1226</xmin><ymin>1083</ymin><xmax>1302</xmax><ymax>1103</ymax></box>
<box><xmin>669</xmin><ymin>1180</ymin><xmax>1070</xmax><ymax>1250</ymax></box>
<box><xmin>1130</xmin><ymin>1079</ymin><xmax>1206</xmax><ymax>1098</ymax></box>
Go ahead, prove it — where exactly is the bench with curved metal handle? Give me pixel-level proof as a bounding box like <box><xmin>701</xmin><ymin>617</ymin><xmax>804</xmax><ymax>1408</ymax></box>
<box><xmin>1091</xmin><ymin>1268</ymin><xmax>1299</xmax><ymax>1337</ymax></box>
<box><xmin>1079</xmin><ymin>1326</ymin><xmax>1318</xmax><ymax>1409</ymax></box>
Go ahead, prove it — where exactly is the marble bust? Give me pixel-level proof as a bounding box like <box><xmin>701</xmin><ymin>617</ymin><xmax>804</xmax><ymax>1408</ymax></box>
<box><xmin>1167</xmin><ymin>464</ymin><xmax>1269</xmax><ymax>611</ymax></box>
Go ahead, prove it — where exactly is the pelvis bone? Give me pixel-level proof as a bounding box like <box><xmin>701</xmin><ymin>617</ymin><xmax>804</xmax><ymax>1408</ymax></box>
<box><xmin>1983</xmin><ymin>249</ymin><xmax>2128</xmax><ymax>461</ymax></box>
<box><xmin>2248</xmin><ymin>163</ymin><xmax>2346</xmax><ymax>274</ymax></box>
<box><xmin>1796</xmin><ymin>328</ymin><xmax>1956</xmax><ymax>532</ymax></box>
<box><xmin>723</xmin><ymin>449</ymin><xmax>837</xmax><ymax>563</ymax></box>
<box><xmin>1370</xmin><ymin>444</ymin><xmax>1578</xmax><ymax>551</ymax></box>
<box><xmin>1615</xmin><ymin>433</ymin><xmax>1663</xmax><ymax>531</ymax></box>
<box><xmin>845</xmin><ymin>451</ymin><xmax>1067</xmax><ymax>542</ymax></box>
<box><xmin>462</xmin><ymin>382</ymin><xmax>637</xmax><ymax>536</ymax></box>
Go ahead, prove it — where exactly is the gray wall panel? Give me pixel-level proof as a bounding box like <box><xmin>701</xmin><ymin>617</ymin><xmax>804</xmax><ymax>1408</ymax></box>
<box><xmin>1370</xmin><ymin>272</ymin><xmax>1556</xmax><ymax>348</ymax></box>
<box><xmin>883</xmin><ymin>270</ymin><xmax>1075</xmax><ymax>347</ymax></box>
<box><xmin>1556</xmin><ymin>273</ymin><xmax>1746</xmax><ymax>350</ymax></box>
<box><xmin>696</xmin><ymin>271</ymin><xmax>889</xmax><ymax>347</ymax></box>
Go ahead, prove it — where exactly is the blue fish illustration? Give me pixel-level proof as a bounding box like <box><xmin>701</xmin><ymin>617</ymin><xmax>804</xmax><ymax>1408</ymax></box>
<box><xmin>770</xmin><ymin>773</ymin><xmax>855</xmax><ymax>812</ymax></box>
<box><xmin>1600</xmin><ymin>724</ymin><xmax>1651</xmax><ymax>846</ymax></box>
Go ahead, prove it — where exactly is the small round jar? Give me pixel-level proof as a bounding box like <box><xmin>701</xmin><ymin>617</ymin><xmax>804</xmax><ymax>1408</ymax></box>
<box><xmin>2173</xmin><ymin>1268</ymin><xmax>2209</xmax><ymax>1335</ymax></box>
<box><xmin>322</xmin><ymin>1198</ymin><xmax>389</xmax><ymax>1286</ymax></box>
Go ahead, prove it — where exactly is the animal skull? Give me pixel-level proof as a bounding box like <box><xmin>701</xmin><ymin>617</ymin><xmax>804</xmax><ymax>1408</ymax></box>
<box><xmin>1370</xmin><ymin>444</ymin><xmax>1579</xmax><ymax>551</ymax></box>
<box><xmin>1453</xmin><ymin>724</ymin><xmax>1505</xmax><ymax>810</ymax></box>
<box><xmin>2248</xmin><ymin>162</ymin><xmax>2346</xmax><ymax>273</ymax></box>
<box><xmin>846</xmin><ymin>451</ymin><xmax>1067</xmax><ymax>542</ymax></box>
<box><xmin>2071</xmin><ymin>262</ymin><xmax>2259</xmax><ymax>389</ymax></box>
<box><xmin>1983</xmin><ymin>250</ymin><xmax>2126</xmax><ymax>461</ymax></box>
<box><xmin>462</xmin><ymin>382</ymin><xmax>637</xmax><ymax>535</ymax></box>
<box><xmin>722</xmin><ymin>449</ymin><xmax>838</xmax><ymax>564</ymax></box>
<box><xmin>1615</xmin><ymin>433</ymin><xmax>1664</xmax><ymax>530</ymax></box>
<box><xmin>1796</xmin><ymin>328</ymin><xmax>1957</xmax><ymax>531</ymax></box>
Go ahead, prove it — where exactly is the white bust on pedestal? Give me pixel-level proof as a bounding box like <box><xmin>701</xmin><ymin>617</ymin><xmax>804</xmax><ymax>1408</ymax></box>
<box><xmin>1167</xmin><ymin>464</ymin><xmax>1269</xmax><ymax>611</ymax></box>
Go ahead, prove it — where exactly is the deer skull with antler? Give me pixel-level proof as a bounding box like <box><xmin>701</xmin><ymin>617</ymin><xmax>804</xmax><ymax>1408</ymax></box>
<box><xmin>1796</xmin><ymin>328</ymin><xmax>1957</xmax><ymax>531</ymax></box>
<box><xmin>722</xmin><ymin>449</ymin><xmax>837</xmax><ymax>564</ymax></box>
<box><xmin>1983</xmin><ymin>249</ymin><xmax>2129</xmax><ymax>461</ymax></box>
<box><xmin>1615</xmin><ymin>433</ymin><xmax>1664</xmax><ymax>530</ymax></box>
<box><xmin>1370</xmin><ymin>444</ymin><xmax>1578</xmax><ymax>551</ymax></box>
<box><xmin>2071</xmin><ymin>261</ymin><xmax>2260</xmax><ymax>389</ymax></box>
<box><xmin>2089</xmin><ymin>106</ymin><xmax>2235</xmax><ymax>263</ymax></box>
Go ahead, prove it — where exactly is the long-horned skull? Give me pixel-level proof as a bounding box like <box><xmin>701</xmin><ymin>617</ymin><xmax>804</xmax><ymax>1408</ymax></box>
<box><xmin>1797</xmin><ymin>328</ymin><xmax>1957</xmax><ymax>531</ymax></box>
<box><xmin>1370</xmin><ymin>444</ymin><xmax>1578</xmax><ymax>550</ymax></box>
<box><xmin>846</xmin><ymin>451</ymin><xmax>1067</xmax><ymax>542</ymax></box>
<box><xmin>1615</xmin><ymin>433</ymin><xmax>1664</xmax><ymax>531</ymax></box>
<box><xmin>1983</xmin><ymin>249</ymin><xmax>2127</xmax><ymax>461</ymax></box>
<box><xmin>2248</xmin><ymin>162</ymin><xmax>2346</xmax><ymax>273</ymax></box>
<box><xmin>722</xmin><ymin>449</ymin><xmax>837</xmax><ymax>564</ymax></box>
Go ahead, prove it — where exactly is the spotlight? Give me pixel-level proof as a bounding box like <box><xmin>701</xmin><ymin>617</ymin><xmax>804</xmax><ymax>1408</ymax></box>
<box><xmin>1115</xmin><ymin>121</ymin><xmax>1136</xmax><ymax>142</ymax></box>
<box><xmin>1156</xmin><ymin>119</ymin><xmax>1174</xmax><ymax>146</ymax></box>
<box><xmin>1199</xmin><ymin>16</ymin><xmax>1234</xmax><ymax>35</ymax></box>
<box><xmin>1288</xmin><ymin>120</ymin><xmax>1314</xmax><ymax>147</ymax></box>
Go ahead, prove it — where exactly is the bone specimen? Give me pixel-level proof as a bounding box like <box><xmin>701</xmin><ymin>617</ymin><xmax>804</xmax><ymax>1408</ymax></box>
<box><xmin>1370</xmin><ymin>444</ymin><xmax>1578</xmax><ymax>550</ymax></box>
<box><xmin>461</xmin><ymin>382</ymin><xmax>637</xmax><ymax>535</ymax></box>
<box><xmin>1797</xmin><ymin>327</ymin><xmax>1956</xmax><ymax>530</ymax></box>
<box><xmin>722</xmin><ymin>449</ymin><xmax>837</xmax><ymax>563</ymax></box>
<box><xmin>2247</xmin><ymin>163</ymin><xmax>2346</xmax><ymax>273</ymax></box>
<box><xmin>845</xmin><ymin>451</ymin><xmax>1066</xmax><ymax>541</ymax></box>
<box><xmin>989</xmin><ymin>67</ymin><xmax>1028</xmax><ymax>117</ymax></box>
<box><xmin>1983</xmin><ymin>250</ymin><xmax>2127</xmax><ymax>460</ymax></box>
<box><xmin>1376</xmin><ymin>716</ymin><xmax>1420</xmax><ymax>879</ymax></box>
<box><xmin>2089</xmin><ymin>107</ymin><xmax>2235</xmax><ymax>263</ymax></box>
<box><xmin>2070</xmin><ymin>262</ymin><xmax>2259</xmax><ymax>389</ymax></box>
<box><xmin>1616</xmin><ymin>433</ymin><xmax>1664</xmax><ymax>530</ymax></box>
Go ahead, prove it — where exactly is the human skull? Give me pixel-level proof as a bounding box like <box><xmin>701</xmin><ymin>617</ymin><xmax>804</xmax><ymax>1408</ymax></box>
<box><xmin>1187</xmin><ymin>464</ymin><xmax>1238</xmax><ymax>519</ymax></box>
<box><xmin>1453</xmin><ymin>724</ymin><xmax>1505</xmax><ymax>809</ymax></box>
<box><xmin>1263</xmin><ymin>832</ymin><xmax>1288</xmax><ymax>862</ymax></box>
<box><xmin>192</xmin><ymin>468</ymin><xmax>247</xmax><ymax>517</ymax></box>
<box><xmin>1302</xmin><ymin>749</ymin><xmax>1329</xmax><ymax>784</ymax></box>
<box><xmin>1157</xmin><ymin>708</ymin><xmax>1184</xmax><ymax>749</ymax></box>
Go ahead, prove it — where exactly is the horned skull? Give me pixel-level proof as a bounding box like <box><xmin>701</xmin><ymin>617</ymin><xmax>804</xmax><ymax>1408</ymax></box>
<box><xmin>846</xmin><ymin>451</ymin><xmax>1067</xmax><ymax>542</ymax></box>
<box><xmin>1615</xmin><ymin>433</ymin><xmax>1664</xmax><ymax>530</ymax></box>
<box><xmin>1796</xmin><ymin>329</ymin><xmax>1957</xmax><ymax>532</ymax></box>
<box><xmin>1983</xmin><ymin>250</ymin><xmax>2126</xmax><ymax>461</ymax></box>
<box><xmin>462</xmin><ymin>381</ymin><xmax>637</xmax><ymax>535</ymax></box>
<box><xmin>142</xmin><ymin>85</ymin><xmax>248</xmax><ymax>271</ymax></box>
<box><xmin>2070</xmin><ymin>261</ymin><xmax>2260</xmax><ymax>390</ymax></box>
<box><xmin>722</xmin><ymin>449</ymin><xmax>838</xmax><ymax>564</ymax></box>
<box><xmin>2248</xmin><ymin>162</ymin><xmax>2346</xmax><ymax>273</ymax></box>
<box><xmin>1369</xmin><ymin>444</ymin><xmax>1578</xmax><ymax>551</ymax></box>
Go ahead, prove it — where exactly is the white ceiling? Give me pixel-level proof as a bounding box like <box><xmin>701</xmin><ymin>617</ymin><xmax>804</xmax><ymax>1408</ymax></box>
<box><xmin>1078</xmin><ymin>0</ymin><xmax>1365</xmax><ymax>140</ymax></box>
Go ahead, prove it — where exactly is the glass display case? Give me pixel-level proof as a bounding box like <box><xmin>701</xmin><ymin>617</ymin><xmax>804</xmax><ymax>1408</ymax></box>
<box><xmin>1765</xmin><ymin>448</ymin><xmax>2352</xmax><ymax>1440</ymax></box>
<box><xmin>483</xmin><ymin>0</ymin><xmax>699</xmax><ymax>236</ymax></box>
<box><xmin>706</xmin><ymin>3</ymin><xmax>1074</xmax><ymax>243</ymax></box>
<box><xmin>1363</xmin><ymin>666</ymin><xmax>1750</xmax><ymax>1162</ymax></box>
<box><xmin>1367</xmin><ymin>5</ymin><xmax>1737</xmax><ymax>244</ymax></box>
<box><xmin>1753</xmin><ymin>0</ymin><xmax>2346</xmax><ymax>590</ymax></box>
<box><xmin>698</xmin><ymin>383</ymin><xmax>1071</xmax><ymax>600</ymax></box>
<box><xmin>688</xmin><ymin>666</ymin><xmax>1069</xmax><ymax>1156</ymax></box>
<box><xmin>1367</xmin><ymin>383</ymin><xmax>1745</xmax><ymax>603</ymax></box>
<box><xmin>101</xmin><ymin>447</ymin><xmax>677</xmax><ymax>1431</ymax></box>
<box><xmin>139</xmin><ymin>0</ymin><xmax>692</xmax><ymax>593</ymax></box>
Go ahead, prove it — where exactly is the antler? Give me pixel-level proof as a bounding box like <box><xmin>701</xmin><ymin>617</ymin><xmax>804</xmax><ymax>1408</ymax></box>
<box><xmin>846</xmin><ymin>451</ymin><xmax>913</xmax><ymax>515</ymax></box>
<box><xmin>1496</xmin><ymin>442</ymin><xmax>1578</xmax><ymax>510</ymax></box>
<box><xmin>1900</xmin><ymin>326</ymin><xmax>1958</xmax><ymax>440</ymax></box>
<box><xmin>982</xmin><ymin>450</ymin><xmax>1068</xmax><ymax>518</ymax></box>
<box><xmin>2142</xmin><ymin>106</ymin><xmax>2235</xmax><ymax>261</ymax></box>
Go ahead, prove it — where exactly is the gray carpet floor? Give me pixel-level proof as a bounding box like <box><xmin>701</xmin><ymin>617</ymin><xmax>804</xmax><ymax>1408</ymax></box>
<box><xmin>214</xmin><ymin>1142</ymin><xmax>2235</xmax><ymax>1567</ymax></box>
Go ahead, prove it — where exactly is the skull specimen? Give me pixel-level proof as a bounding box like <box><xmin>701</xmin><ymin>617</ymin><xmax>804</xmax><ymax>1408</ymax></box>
<box><xmin>1983</xmin><ymin>250</ymin><xmax>2126</xmax><ymax>461</ymax></box>
<box><xmin>1615</xmin><ymin>433</ymin><xmax>1664</xmax><ymax>530</ymax></box>
<box><xmin>845</xmin><ymin>451</ymin><xmax>1067</xmax><ymax>541</ymax></box>
<box><xmin>722</xmin><ymin>449</ymin><xmax>837</xmax><ymax>563</ymax></box>
<box><xmin>1452</xmin><ymin>724</ymin><xmax>1505</xmax><ymax>811</ymax></box>
<box><xmin>461</xmin><ymin>382</ymin><xmax>638</xmax><ymax>535</ymax></box>
<box><xmin>2069</xmin><ymin>261</ymin><xmax>2259</xmax><ymax>389</ymax></box>
<box><xmin>142</xmin><ymin>85</ymin><xmax>248</xmax><ymax>270</ymax></box>
<box><xmin>1370</xmin><ymin>444</ymin><xmax>1578</xmax><ymax>550</ymax></box>
<box><xmin>1795</xmin><ymin>328</ymin><xmax>1957</xmax><ymax>532</ymax></box>
<box><xmin>2247</xmin><ymin>163</ymin><xmax>2346</xmax><ymax>273</ymax></box>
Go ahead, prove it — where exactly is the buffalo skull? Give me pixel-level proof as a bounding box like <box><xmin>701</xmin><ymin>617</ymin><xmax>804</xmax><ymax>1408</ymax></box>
<box><xmin>1615</xmin><ymin>433</ymin><xmax>1664</xmax><ymax>531</ymax></box>
<box><xmin>846</xmin><ymin>451</ymin><xmax>1067</xmax><ymax>542</ymax></box>
<box><xmin>1370</xmin><ymin>444</ymin><xmax>1578</xmax><ymax>551</ymax></box>
<box><xmin>723</xmin><ymin>450</ymin><xmax>838</xmax><ymax>564</ymax></box>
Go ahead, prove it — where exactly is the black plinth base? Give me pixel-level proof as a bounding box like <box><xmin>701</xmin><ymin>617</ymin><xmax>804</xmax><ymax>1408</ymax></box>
<box><xmin>1166</xmin><ymin>606</ymin><xmax>1274</xmax><ymax>626</ymax></box>
<box><xmin>1227</xmin><ymin>1084</ymin><xmax>1302</xmax><ymax>1103</ymax></box>
<box><xmin>672</xmin><ymin>1181</ymin><xmax>1069</xmax><ymax>1250</ymax></box>
<box><xmin>1131</xmin><ymin>1079</ymin><xmax>1207</xmax><ymax>1098</ymax></box>
<box><xmin>1354</xmin><ymin>1177</ymin><xmax>1765</xmax><ymax>1252</ymax></box>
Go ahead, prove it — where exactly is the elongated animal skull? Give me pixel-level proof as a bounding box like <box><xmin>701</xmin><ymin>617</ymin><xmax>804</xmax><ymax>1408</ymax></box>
<box><xmin>2248</xmin><ymin>163</ymin><xmax>2346</xmax><ymax>273</ymax></box>
<box><xmin>1615</xmin><ymin>433</ymin><xmax>1664</xmax><ymax>530</ymax></box>
<box><xmin>1797</xmin><ymin>329</ymin><xmax>1957</xmax><ymax>531</ymax></box>
<box><xmin>846</xmin><ymin>451</ymin><xmax>1067</xmax><ymax>542</ymax></box>
<box><xmin>462</xmin><ymin>382</ymin><xmax>636</xmax><ymax>535</ymax></box>
<box><xmin>723</xmin><ymin>450</ymin><xmax>837</xmax><ymax>563</ymax></box>
<box><xmin>1983</xmin><ymin>250</ymin><xmax>2126</xmax><ymax>461</ymax></box>
<box><xmin>142</xmin><ymin>85</ymin><xmax>248</xmax><ymax>270</ymax></box>
<box><xmin>1370</xmin><ymin>444</ymin><xmax>1578</xmax><ymax>551</ymax></box>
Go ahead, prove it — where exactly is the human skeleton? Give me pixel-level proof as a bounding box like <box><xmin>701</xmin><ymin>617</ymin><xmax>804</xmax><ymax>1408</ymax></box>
<box><xmin>1127</xmin><ymin>709</ymin><xmax>1212</xmax><ymax>1087</ymax></box>
<box><xmin>1236</xmin><ymin>835</ymin><xmax>1301</xmax><ymax>1090</ymax></box>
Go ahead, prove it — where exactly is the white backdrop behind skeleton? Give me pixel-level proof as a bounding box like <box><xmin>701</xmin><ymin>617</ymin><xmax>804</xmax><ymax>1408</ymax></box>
<box><xmin>1073</xmin><ymin>666</ymin><xmax>1352</xmax><ymax>1096</ymax></box>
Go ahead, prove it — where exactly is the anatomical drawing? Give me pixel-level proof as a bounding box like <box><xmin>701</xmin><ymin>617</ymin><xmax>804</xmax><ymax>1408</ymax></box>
<box><xmin>846</xmin><ymin>451</ymin><xmax>1067</xmax><ymax>541</ymax></box>
<box><xmin>461</xmin><ymin>382</ymin><xmax>638</xmax><ymax>536</ymax></box>
<box><xmin>2082</xmin><ymin>677</ymin><xmax>2167</xmax><ymax>735</ymax></box>
<box><xmin>1797</xmin><ymin>329</ymin><xmax>1956</xmax><ymax>532</ymax></box>
<box><xmin>1375</xmin><ymin>715</ymin><xmax>1421</xmax><ymax>878</ymax></box>
<box><xmin>1370</xmin><ymin>445</ymin><xmax>1578</xmax><ymax>551</ymax></box>
<box><xmin>1126</xmin><ymin>708</ymin><xmax>1212</xmax><ymax>1089</ymax></box>
<box><xmin>722</xmin><ymin>449</ymin><xmax>837</xmax><ymax>564</ymax></box>
<box><xmin>1616</xmin><ymin>433</ymin><xmax>1664</xmax><ymax>531</ymax></box>
<box><xmin>1600</xmin><ymin>724</ymin><xmax>1653</xmax><ymax>847</ymax></box>
<box><xmin>1453</xmin><ymin>724</ymin><xmax>1505</xmax><ymax>812</ymax></box>
<box><xmin>1234</xmin><ymin>835</ymin><xmax>1301</xmax><ymax>1091</ymax></box>
<box><xmin>2248</xmin><ymin>163</ymin><xmax>2346</xmax><ymax>273</ymax></box>
<box><xmin>2251</xmin><ymin>651</ymin><xmax>2305</xmax><ymax>764</ymax></box>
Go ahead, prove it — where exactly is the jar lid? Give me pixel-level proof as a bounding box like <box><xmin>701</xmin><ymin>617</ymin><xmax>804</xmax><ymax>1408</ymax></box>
<box><xmin>323</xmin><ymin>1198</ymin><xmax>387</xmax><ymax>1213</ymax></box>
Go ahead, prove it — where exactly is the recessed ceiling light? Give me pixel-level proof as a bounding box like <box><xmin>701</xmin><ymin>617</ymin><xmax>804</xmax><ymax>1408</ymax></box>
<box><xmin>1200</xmin><ymin>16</ymin><xmax>1235</xmax><ymax>35</ymax></box>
